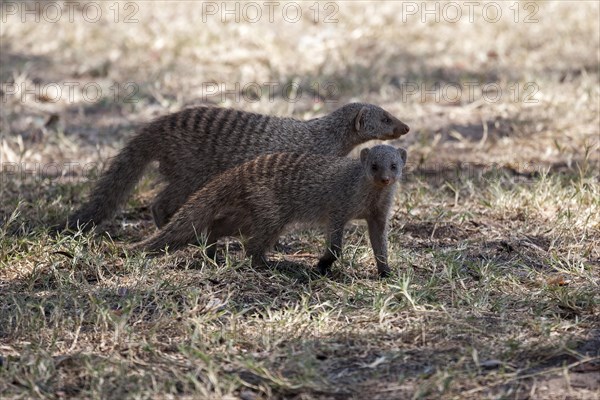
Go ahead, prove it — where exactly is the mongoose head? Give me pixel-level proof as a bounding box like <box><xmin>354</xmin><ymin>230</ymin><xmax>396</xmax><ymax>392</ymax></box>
<box><xmin>360</xmin><ymin>145</ymin><xmax>407</xmax><ymax>188</ymax></box>
<box><xmin>346</xmin><ymin>103</ymin><xmax>410</xmax><ymax>140</ymax></box>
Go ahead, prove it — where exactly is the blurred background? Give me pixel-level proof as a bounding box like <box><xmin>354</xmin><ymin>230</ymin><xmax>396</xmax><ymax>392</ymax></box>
<box><xmin>1</xmin><ymin>1</ymin><xmax>598</xmax><ymax>175</ymax></box>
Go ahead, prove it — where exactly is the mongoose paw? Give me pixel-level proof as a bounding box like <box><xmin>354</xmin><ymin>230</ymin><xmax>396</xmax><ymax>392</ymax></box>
<box><xmin>316</xmin><ymin>261</ymin><xmax>333</xmax><ymax>276</ymax></box>
<box><xmin>204</xmin><ymin>246</ymin><xmax>217</xmax><ymax>260</ymax></box>
<box><xmin>377</xmin><ymin>266</ymin><xmax>391</xmax><ymax>278</ymax></box>
<box><xmin>250</xmin><ymin>255</ymin><xmax>269</xmax><ymax>268</ymax></box>
<box><xmin>46</xmin><ymin>224</ymin><xmax>65</xmax><ymax>238</ymax></box>
<box><xmin>48</xmin><ymin>220</ymin><xmax>82</xmax><ymax>237</ymax></box>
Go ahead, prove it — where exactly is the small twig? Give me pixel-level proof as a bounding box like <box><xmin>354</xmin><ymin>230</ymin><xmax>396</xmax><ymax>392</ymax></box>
<box><xmin>291</xmin><ymin>252</ymin><xmax>316</xmax><ymax>258</ymax></box>
<box><xmin>477</xmin><ymin>116</ymin><xmax>489</xmax><ymax>148</ymax></box>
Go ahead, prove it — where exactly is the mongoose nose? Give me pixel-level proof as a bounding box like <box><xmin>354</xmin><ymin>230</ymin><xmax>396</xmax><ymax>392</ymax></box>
<box><xmin>395</xmin><ymin>123</ymin><xmax>410</xmax><ymax>135</ymax></box>
<box><xmin>381</xmin><ymin>178</ymin><xmax>391</xmax><ymax>185</ymax></box>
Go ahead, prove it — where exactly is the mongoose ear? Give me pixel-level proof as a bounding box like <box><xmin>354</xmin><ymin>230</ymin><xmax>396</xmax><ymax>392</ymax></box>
<box><xmin>397</xmin><ymin>148</ymin><xmax>408</xmax><ymax>165</ymax></box>
<box><xmin>360</xmin><ymin>148</ymin><xmax>370</xmax><ymax>163</ymax></box>
<box><xmin>354</xmin><ymin>106</ymin><xmax>368</xmax><ymax>132</ymax></box>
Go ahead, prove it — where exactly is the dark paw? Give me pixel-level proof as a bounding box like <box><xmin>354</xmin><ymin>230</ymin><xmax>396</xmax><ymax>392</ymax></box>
<box><xmin>316</xmin><ymin>260</ymin><xmax>333</xmax><ymax>276</ymax></box>
<box><xmin>47</xmin><ymin>223</ymin><xmax>63</xmax><ymax>236</ymax></box>
<box><xmin>250</xmin><ymin>255</ymin><xmax>269</xmax><ymax>268</ymax></box>
<box><xmin>204</xmin><ymin>246</ymin><xmax>217</xmax><ymax>260</ymax></box>
<box><xmin>377</xmin><ymin>265</ymin><xmax>391</xmax><ymax>278</ymax></box>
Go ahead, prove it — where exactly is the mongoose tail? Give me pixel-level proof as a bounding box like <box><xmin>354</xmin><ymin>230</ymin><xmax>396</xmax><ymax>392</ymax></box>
<box><xmin>131</xmin><ymin>190</ymin><xmax>221</xmax><ymax>255</ymax></box>
<box><xmin>65</xmin><ymin>132</ymin><xmax>155</xmax><ymax>231</ymax></box>
<box><xmin>131</xmin><ymin>215</ymin><xmax>201</xmax><ymax>255</ymax></box>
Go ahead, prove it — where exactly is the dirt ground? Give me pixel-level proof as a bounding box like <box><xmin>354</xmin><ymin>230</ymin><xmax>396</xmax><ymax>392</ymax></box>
<box><xmin>1</xmin><ymin>1</ymin><xmax>599</xmax><ymax>399</ymax></box>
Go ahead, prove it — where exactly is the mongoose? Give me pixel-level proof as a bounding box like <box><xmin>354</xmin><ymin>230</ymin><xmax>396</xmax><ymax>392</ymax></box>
<box><xmin>132</xmin><ymin>145</ymin><xmax>407</xmax><ymax>277</ymax></box>
<box><xmin>67</xmin><ymin>103</ymin><xmax>409</xmax><ymax>230</ymax></box>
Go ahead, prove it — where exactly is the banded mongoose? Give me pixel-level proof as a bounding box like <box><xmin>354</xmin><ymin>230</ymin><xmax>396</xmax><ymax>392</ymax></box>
<box><xmin>132</xmin><ymin>145</ymin><xmax>407</xmax><ymax>277</ymax></box>
<box><xmin>67</xmin><ymin>103</ymin><xmax>409</xmax><ymax>230</ymax></box>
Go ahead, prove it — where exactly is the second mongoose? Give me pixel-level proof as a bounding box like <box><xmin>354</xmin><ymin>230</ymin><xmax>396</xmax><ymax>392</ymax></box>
<box><xmin>132</xmin><ymin>145</ymin><xmax>407</xmax><ymax>277</ymax></box>
<box><xmin>67</xmin><ymin>103</ymin><xmax>409</xmax><ymax>230</ymax></box>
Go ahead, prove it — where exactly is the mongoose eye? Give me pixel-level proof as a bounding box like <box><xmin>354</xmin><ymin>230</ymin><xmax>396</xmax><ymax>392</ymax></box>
<box><xmin>383</xmin><ymin>117</ymin><xmax>392</xmax><ymax>124</ymax></box>
<box><xmin>371</xmin><ymin>163</ymin><xmax>378</xmax><ymax>171</ymax></box>
<box><xmin>391</xmin><ymin>163</ymin><xmax>397</xmax><ymax>170</ymax></box>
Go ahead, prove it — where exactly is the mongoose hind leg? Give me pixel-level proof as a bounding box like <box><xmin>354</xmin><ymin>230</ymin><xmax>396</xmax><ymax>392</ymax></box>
<box><xmin>245</xmin><ymin>239</ymin><xmax>270</xmax><ymax>268</ymax></box>
<box><xmin>151</xmin><ymin>186</ymin><xmax>175</xmax><ymax>228</ymax></box>
<box><xmin>203</xmin><ymin>214</ymin><xmax>242</xmax><ymax>260</ymax></box>
<box><xmin>152</xmin><ymin>183</ymin><xmax>197</xmax><ymax>228</ymax></box>
<box><xmin>316</xmin><ymin>222</ymin><xmax>345</xmax><ymax>275</ymax></box>
<box><xmin>204</xmin><ymin>231</ymin><xmax>218</xmax><ymax>260</ymax></box>
<box><xmin>244</xmin><ymin>227</ymin><xmax>282</xmax><ymax>268</ymax></box>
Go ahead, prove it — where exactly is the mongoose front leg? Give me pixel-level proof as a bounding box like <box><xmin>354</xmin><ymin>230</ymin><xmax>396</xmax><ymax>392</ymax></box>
<box><xmin>203</xmin><ymin>215</ymin><xmax>240</xmax><ymax>260</ymax></box>
<box><xmin>204</xmin><ymin>231</ymin><xmax>218</xmax><ymax>260</ymax></box>
<box><xmin>367</xmin><ymin>216</ymin><xmax>391</xmax><ymax>277</ymax></box>
<box><xmin>316</xmin><ymin>223</ymin><xmax>345</xmax><ymax>275</ymax></box>
<box><xmin>245</xmin><ymin>234</ymin><xmax>275</xmax><ymax>268</ymax></box>
<box><xmin>246</xmin><ymin>247</ymin><xmax>269</xmax><ymax>268</ymax></box>
<box><xmin>151</xmin><ymin>183</ymin><xmax>180</xmax><ymax>228</ymax></box>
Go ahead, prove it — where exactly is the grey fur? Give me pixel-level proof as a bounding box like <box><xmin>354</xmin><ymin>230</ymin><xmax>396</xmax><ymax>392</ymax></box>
<box><xmin>67</xmin><ymin>103</ymin><xmax>409</xmax><ymax>230</ymax></box>
<box><xmin>133</xmin><ymin>145</ymin><xmax>408</xmax><ymax>277</ymax></box>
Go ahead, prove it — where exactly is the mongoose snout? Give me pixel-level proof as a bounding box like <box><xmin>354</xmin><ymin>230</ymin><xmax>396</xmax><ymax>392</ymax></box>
<box><xmin>354</xmin><ymin>108</ymin><xmax>410</xmax><ymax>142</ymax></box>
<box><xmin>395</xmin><ymin>121</ymin><xmax>410</xmax><ymax>136</ymax></box>
<box><xmin>133</xmin><ymin>144</ymin><xmax>408</xmax><ymax>278</ymax></box>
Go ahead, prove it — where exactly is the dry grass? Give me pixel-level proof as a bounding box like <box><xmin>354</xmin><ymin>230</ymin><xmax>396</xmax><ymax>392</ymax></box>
<box><xmin>1</xmin><ymin>1</ymin><xmax>599</xmax><ymax>399</ymax></box>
